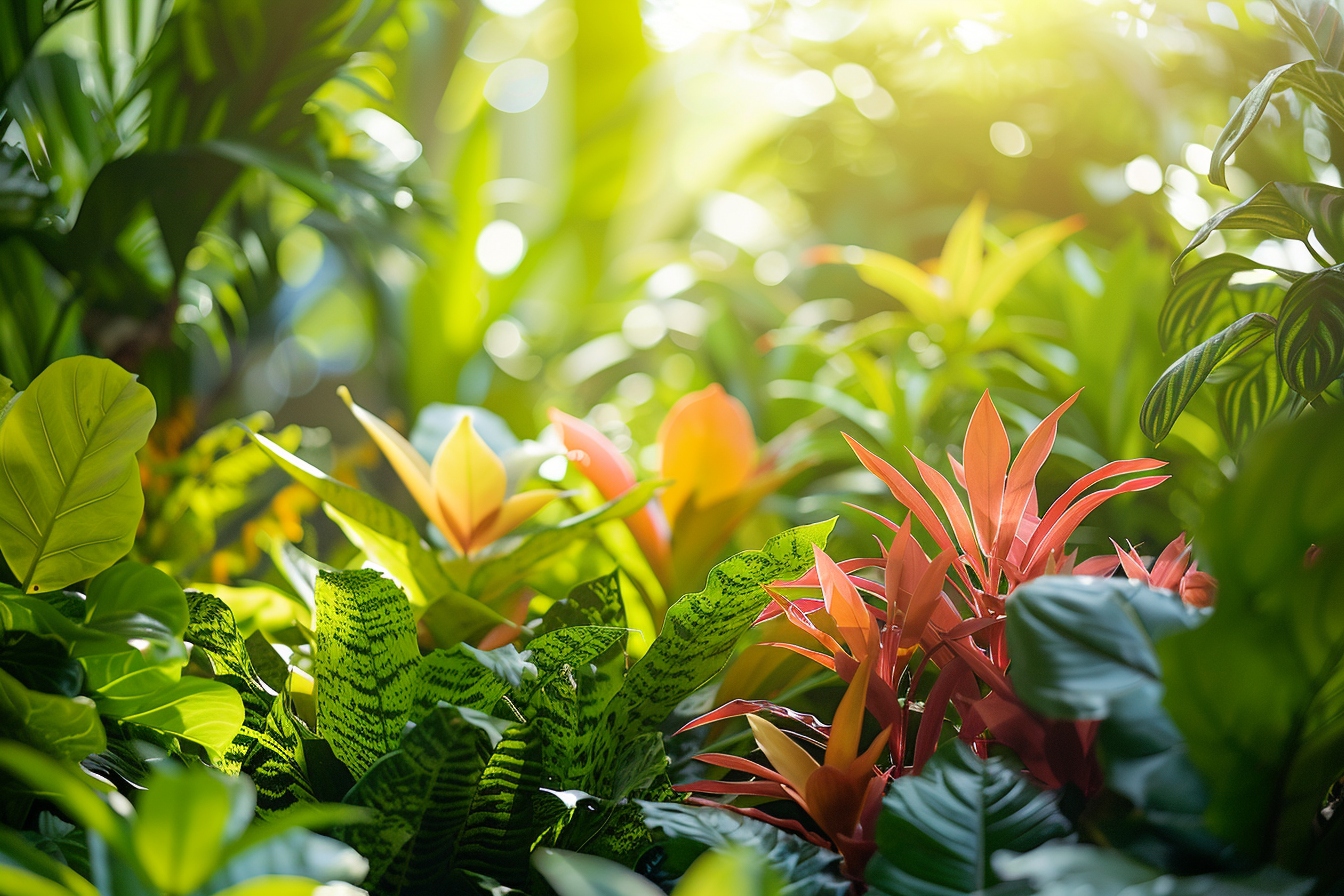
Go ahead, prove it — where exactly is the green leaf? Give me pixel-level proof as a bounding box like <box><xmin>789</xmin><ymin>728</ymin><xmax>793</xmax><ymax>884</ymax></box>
<box><xmin>1161</xmin><ymin>406</ymin><xmax>1344</xmax><ymax>870</ymax></box>
<box><xmin>1217</xmin><ymin>346</ymin><xmax>1293</xmax><ymax>450</ymax></box>
<box><xmin>1160</xmin><ymin>255</ymin><xmax>1299</xmax><ymax>353</ymax></box>
<box><xmin>452</xmin><ymin>721</ymin><xmax>544</xmax><ymax>890</ymax></box>
<box><xmin>339</xmin><ymin>704</ymin><xmax>495</xmax><ymax>890</ymax></box>
<box><xmin>313</xmin><ymin>569</ymin><xmax>420</xmax><ymax>780</ymax></box>
<box><xmin>638</xmin><ymin>801</ymin><xmax>848</xmax><ymax>896</ymax></box>
<box><xmin>0</xmin><ymin>742</ymin><xmax>133</xmax><ymax>856</ymax></box>
<box><xmin>1174</xmin><ymin>184</ymin><xmax>1312</xmax><ymax>272</ymax></box>
<box><xmin>1007</xmin><ymin>576</ymin><xmax>1209</xmax><ymax>819</ymax></box>
<box><xmin>866</xmin><ymin>740</ymin><xmax>1071</xmax><ymax>896</ymax></box>
<box><xmin>1275</xmin><ymin>267</ymin><xmax>1344</xmax><ymax>401</ymax></box>
<box><xmin>1140</xmin><ymin>312</ymin><xmax>1277</xmax><ymax>442</ymax></box>
<box><xmin>585</xmin><ymin>521</ymin><xmax>834</xmax><ymax>793</ymax></box>
<box><xmin>994</xmin><ymin>843</ymin><xmax>1314</xmax><ymax>896</ymax></box>
<box><xmin>468</xmin><ymin>481</ymin><xmax>662</xmax><ymax>603</ymax></box>
<box><xmin>96</xmin><ymin>674</ymin><xmax>246</xmax><ymax>765</ymax></box>
<box><xmin>0</xmin><ymin>667</ymin><xmax>105</xmax><ymax>760</ymax></box>
<box><xmin>249</xmin><ymin>431</ymin><xmax>452</xmax><ymax>602</ymax></box>
<box><xmin>1272</xmin><ymin>0</ymin><xmax>1344</xmax><ymax>68</ymax></box>
<box><xmin>132</xmin><ymin>766</ymin><xmax>241</xmax><ymax>896</ymax></box>
<box><xmin>532</xmin><ymin>848</ymin><xmax>664</xmax><ymax>896</ymax></box>
<box><xmin>539</xmin><ymin>571</ymin><xmax>627</xmax><ymax>634</ymax></box>
<box><xmin>0</xmin><ymin>356</ymin><xmax>156</xmax><ymax>593</ymax></box>
<box><xmin>415</xmin><ymin>587</ymin><xmax>515</xmax><ymax>651</ymax></box>
<box><xmin>1209</xmin><ymin>62</ymin><xmax>1344</xmax><ymax>188</ymax></box>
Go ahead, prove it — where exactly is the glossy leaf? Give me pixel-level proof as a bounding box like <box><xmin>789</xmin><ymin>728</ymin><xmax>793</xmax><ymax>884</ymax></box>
<box><xmin>0</xmin><ymin>668</ymin><xmax>105</xmax><ymax>760</ymax></box>
<box><xmin>1160</xmin><ymin>254</ymin><xmax>1299</xmax><ymax>353</ymax></box>
<box><xmin>1217</xmin><ymin>347</ymin><xmax>1292</xmax><ymax>450</ymax></box>
<box><xmin>1273</xmin><ymin>0</ymin><xmax>1344</xmax><ymax>67</ymax></box>
<box><xmin>866</xmin><ymin>740</ymin><xmax>1070</xmax><ymax>896</ymax></box>
<box><xmin>0</xmin><ymin>357</ymin><xmax>156</xmax><ymax>592</ymax></box>
<box><xmin>658</xmin><ymin>384</ymin><xmax>758</xmax><ymax>527</ymax></box>
<box><xmin>1275</xmin><ymin>267</ymin><xmax>1344</xmax><ymax>400</ymax></box>
<box><xmin>1140</xmin><ymin>312</ymin><xmax>1277</xmax><ymax>442</ymax></box>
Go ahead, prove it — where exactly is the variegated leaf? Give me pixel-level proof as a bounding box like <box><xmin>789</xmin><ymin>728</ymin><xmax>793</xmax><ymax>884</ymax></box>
<box><xmin>1276</xmin><ymin>267</ymin><xmax>1344</xmax><ymax>400</ymax></box>
<box><xmin>1217</xmin><ymin>347</ymin><xmax>1293</xmax><ymax>450</ymax></box>
<box><xmin>184</xmin><ymin>592</ymin><xmax>275</xmax><ymax>774</ymax></box>
<box><xmin>1160</xmin><ymin>254</ymin><xmax>1299</xmax><ymax>352</ymax></box>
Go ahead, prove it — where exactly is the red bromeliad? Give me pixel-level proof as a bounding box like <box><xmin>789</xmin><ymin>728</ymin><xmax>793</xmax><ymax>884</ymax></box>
<box><xmin>678</xmin><ymin>390</ymin><xmax>1171</xmax><ymax>856</ymax></box>
<box><xmin>1077</xmin><ymin>532</ymin><xmax>1218</xmax><ymax>608</ymax></box>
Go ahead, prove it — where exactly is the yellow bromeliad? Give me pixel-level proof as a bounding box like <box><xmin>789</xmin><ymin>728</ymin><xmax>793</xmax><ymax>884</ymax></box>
<box><xmin>338</xmin><ymin>387</ymin><xmax>559</xmax><ymax>557</ymax></box>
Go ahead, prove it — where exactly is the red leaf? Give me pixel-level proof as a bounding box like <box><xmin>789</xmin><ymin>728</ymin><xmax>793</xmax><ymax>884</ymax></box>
<box><xmin>995</xmin><ymin>391</ymin><xmax>1080</xmax><ymax>563</ymax></box>
<box><xmin>910</xmin><ymin>454</ymin><xmax>988</xmax><ymax>584</ymax></box>
<box><xmin>1024</xmin><ymin>458</ymin><xmax>1166</xmax><ymax>563</ymax></box>
<box><xmin>844</xmin><ymin>434</ymin><xmax>955</xmax><ymax>552</ymax></box>
<box><xmin>1024</xmin><ymin>475</ymin><xmax>1170</xmax><ymax>576</ymax></box>
<box><xmin>963</xmin><ymin>391</ymin><xmax>1011</xmax><ymax>558</ymax></box>
<box><xmin>677</xmin><ymin>700</ymin><xmax>832</xmax><ymax>736</ymax></box>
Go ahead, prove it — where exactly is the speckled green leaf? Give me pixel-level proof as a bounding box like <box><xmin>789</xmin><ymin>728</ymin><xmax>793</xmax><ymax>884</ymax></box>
<box><xmin>453</xmin><ymin>721</ymin><xmax>544</xmax><ymax>890</ymax></box>
<box><xmin>243</xmin><ymin>691</ymin><xmax>316</xmax><ymax>814</ymax></box>
<box><xmin>584</xmin><ymin>521</ymin><xmax>833</xmax><ymax>792</ymax></box>
<box><xmin>314</xmin><ymin>569</ymin><xmax>420</xmax><ymax>779</ymax></box>
<box><xmin>0</xmin><ymin>357</ymin><xmax>155</xmax><ymax>593</ymax></box>
<box><xmin>185</xmin><ymin>592</ymin><xmax>276</xmax><ymax>774</ymax></box>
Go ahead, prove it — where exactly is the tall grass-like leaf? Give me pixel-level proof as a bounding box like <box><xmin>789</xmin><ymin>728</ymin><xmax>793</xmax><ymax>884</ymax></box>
<box><xmin>1140</xmin><ymin>312</ymin><xmax>1277</xmax><ymax>442</ymax></box>
<box><xmin>0</xmin><ymin>357</ymin><xmax>155</xmax><ymax>592</ymax></box>
<box><xmin>866</xmin><ymin>741</ymin><xmax>1070</xmax><ymax>896</ymax></box>
<box><xmin>313</xmin><ymin>569</ymin><xmax>420</xmax><ymax>779</ymax></box>
<box><xmin>1275</xmin><ymin>267</ymin><xmax>1344</xmax><ymax>400</ymax></box>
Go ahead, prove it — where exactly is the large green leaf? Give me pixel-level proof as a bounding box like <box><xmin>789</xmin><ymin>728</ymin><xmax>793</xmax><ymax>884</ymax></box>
<box><xmin>1275</xmin><ymin>267</ymin><xmax>1344</xmax><ymax>400</ymax></box>
<box><xmin>0</xmin><ymin>357</ymin><xmax>156</xmax><ymax>593</ymax></box>
<box><xmin>339</xmin><ymin>704</ymin><xmax>495</xmax><ymax>892</ymax></box>
<box><xmin>96</xmin><ymin>674</ymin><xmax>246</xmax><ymax>765</ymax></box>
<box><xmin>0</xmin><ymin>667</ymin><xmax>105</xmax><ymax>760</ymax></box>
<box><xmin>532</xmin><ymin>848</ymin><xmax>664</xmax><ymax>896</ymax></box>
<box><xmin>131</xmin><ymin>766</ymin><xmax>240</xmax><ymax>896</ymax></box>
<box><xmin>1140</xmin><ymin>313</ymin><xmax>1277</xmax><ymax>442</ymax></box>
<box><xmin>994</xmin><ymin>843</ymin><xmax>1314</xmax><ymax>896</ymax></box>
<box><xmin>1006</xmin><ymin>576</ymin><xmax>1208</xmax><ymax>819</ymax></box>
<box><xmin>584</xmin><ymin>521</ymin><xmax>834</xmax><ymax>793</ymax></box>
<box><xmin>866</xmin><ymin>740</ymin><xmax>1071</xmax><ymax>896</ymax></box>
<box><xmin>638</xmin><ymin>801</ymin><xmax>848</xmax><ymax>896</ymax></box>
<box><xmin>1160</xmin><ymin>407</ymin><xmax>1344</xmax><ymax>870</ymax></box>
<box><xmin>313</xmin><ymin>569</ymin><xmax>420</xmax><ymax>779</ymax></box>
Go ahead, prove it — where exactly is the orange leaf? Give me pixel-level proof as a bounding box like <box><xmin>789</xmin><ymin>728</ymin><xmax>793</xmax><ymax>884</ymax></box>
<box><xmin>896</xmin><ymin>546</ymin><xmax>958</xmax><ymax>658</ymax></box>
<box><xmin>910</xmin><ymin>454</ymin><xmax>987</xmax><ymax>584</ymax></box>
<box><xmin>995</xmin><ymin>390</ymin><xmax>1080</xmax><ymax>563</ymax></box>
<box><xmin>1024</xmin><ymin>458</ymin><xmax>1166</xmax><ymax>562</ymax></box>
<box><xmin>1024</xmin><ymin>475</ymin><xmax>1170</xmax><ymax>577</ymax></box>
<box><xmin>814</xmin><ymin>546</ymin><xmax>878</xmax><ymax>660</ymax></box>
<box><xmin>844</xmin><ymin>434</ymin><xmax>955</xmax><ymax>552</ymax></box>
<box><xmin>963</xmin><ymin>391</ymin><xmax>1010</xmax><ymax>558</ymax></box>
<box><xmin>658</xmin><ymin>384</ymin><xmax>757</xmax><ymax>527</ymax></box>
<box><xmin>474</xmin><ymin>489</ymin><xmax>561</xmax><ymax>548</ymax></box>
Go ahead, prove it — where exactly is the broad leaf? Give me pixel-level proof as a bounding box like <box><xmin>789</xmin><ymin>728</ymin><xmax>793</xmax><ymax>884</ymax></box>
<box><xmin>132</xmin><ymin>766</ymin><xmax>240</xmax><ymax>895</ymax></box>
<box><xmin>995</xmin><ymin>843</ymin><xmax>1314</xmax><ymax>896</ymax></box>
<box><xmin>1275</xmin><ymin>267</ymin><xmax>1344</xmax><ymax>400</ymax></box>
<box><xmin>313</xmin><ymin>569</ymin><xmax>420</xmax><ymax>779</ymax></box>
<box><xmin>866</xmin><ymin>740</ymin><xmax>1070</xmax><ymax>896</ymax></box>
<box><xmin>0</xmin><ymin>668</ymin><xmax>105</xmax><ymax>760</ymax></box>
<box><xmin>638</xmin><ymin>801</ymin><xmax>848</xmax><ymax>896</ymax></box>
<box><xmin>587</xmin><ymin>521</ymin><xmax>834</xmax><ymax>792</ymax></box>
<box><xmin>1160</xmin><ymin>254</ymin><xmax>1299</xmax><ymax>352</ymax></box>
<box><xmin>96</xmin><ymin>674</ymin><xmax>246</xmax><ymax>765</ymax></box>
<box><xmin>0</xmin><ymin>357</ymin><xmax>155</xmax><ymax>592</ymax></box>
<box><xmin>1140</xmin><ymin>312</ymin><xmax>1277</xmax><ymax>442</ymax></box>
<box><xmin>1161</xmin><ymin>407</ymin><xmax>1344</xmax><ymax>870</ymax></box>
<box><xmin>532</xmin><ymin>848</ymin><xmax>664</xmax><ymax>896</ymax></box>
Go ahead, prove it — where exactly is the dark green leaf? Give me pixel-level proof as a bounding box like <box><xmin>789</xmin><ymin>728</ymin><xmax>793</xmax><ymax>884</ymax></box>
<box><xmin>1160</xmin><ymin>254</ymin><xmax>1298</xmax><ymax>353</ymax></box>
<box><xmin>0</xmin><ymin>667</ymin><xmax>105</xmax><ymax>760</ymax></box>
<box><xmin>1141</xmin><ymin>312</ymin><xmax>1277</xmax><ymax>442</ymax></box>
<box><xmin>1161</xmin><ymin>406</ymin><xmax>1344</xmax><ymax>869</ymax></box>
<box><xmin>1275</xmin><ymin>267</ymin><xmax>1344</xmax><ymax>400</ymax></box>
<box><xmin>1217</xmin><ymin>346</ymin><xmax>1292</xmax><ymax>450</ymax></box>
<box><xmin>453</xmin><ymin>721</ymin><xmax>544</xmax><ymax>890</ymax></box>
<box><xmin>867</xmin><ymin>740</ymin><xmax>1070</xmax><ymax>896</ymax></box>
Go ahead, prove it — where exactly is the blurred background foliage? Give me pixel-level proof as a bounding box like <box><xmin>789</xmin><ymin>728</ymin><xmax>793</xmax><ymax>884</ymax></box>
<box><xmin>1</xmin><ymin>0</ymin><xmax>1317</xmax><ymax>593</ymax></box>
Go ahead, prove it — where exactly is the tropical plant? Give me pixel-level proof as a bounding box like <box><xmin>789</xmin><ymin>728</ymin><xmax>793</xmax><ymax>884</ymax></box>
<box><xmin>0</xmin><ymin>742</ymin><xmax>369</xmax><ymax>896</ymax></box>
<box><xmin>551</xmin><ymin>383</ymin><xmax>805</xmax><ymax>610</ymax></box>
<box><xmin>1141</xmin><ymin>0</ymin><xmax>1344</xmax><ymax>446</ymax></box>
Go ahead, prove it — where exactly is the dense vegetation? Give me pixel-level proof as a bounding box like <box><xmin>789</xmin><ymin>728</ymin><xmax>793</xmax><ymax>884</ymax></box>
<box><xmin>0</xmin><ymin>0</ymin><xmax>1342</xmax><ymax>893</ymax></box>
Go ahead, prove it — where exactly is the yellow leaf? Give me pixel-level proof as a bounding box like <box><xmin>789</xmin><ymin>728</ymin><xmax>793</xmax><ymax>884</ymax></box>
<box><xmin>431</xmin><ymin>416</ymin><xmax>507</xmax><ymax>552</ymax></box>
<box><xmin>941</xmin><ymin>193</ymin><xmax>988</xmax><ymax>310</ymax></box>
<box><xmin>825</xmin><ymin>650</ymin><xmax>873</xmax><ymax>770</ymax></box>
<box><xmin>338</xmin><ymin>386</ymin><xmax>451</xmax><ymax>539</ymax></box>
<box><xmin>658</xmin><ymin>384</ymin><xmax>757</xmax><ymax>527</ymax></box>
<box><xmin>474</xmin><ymin>488</ymin><xmax>561</xmax><ymax>548</ymax></box>
<box><xmin>747</xmin><ymin>714</ymin><xmax>818</xmax><ymax>796</ymax></box>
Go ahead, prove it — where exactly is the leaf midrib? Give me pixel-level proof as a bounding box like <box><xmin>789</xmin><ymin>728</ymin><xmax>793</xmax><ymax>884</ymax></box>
<box><xmin>20</xmin><ymin>364</ymin><xmax>119</xmax><ymax>592</ymax></box>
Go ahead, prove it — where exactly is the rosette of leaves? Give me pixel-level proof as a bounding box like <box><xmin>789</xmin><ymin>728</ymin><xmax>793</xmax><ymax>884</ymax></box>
<box><xmin>0</xmin><ymin>741</ymin><xmax>369</xmax><ymax>896</ymax></box>
<box><xmin>1141</xmin><ymin>0</ymin><xmax>1344</xmax><ymax>446</ymax></box>
<box><xmin>203</xmin><ymin>522</ymin><xmax>832</xmax><ymax>893</ymax></box>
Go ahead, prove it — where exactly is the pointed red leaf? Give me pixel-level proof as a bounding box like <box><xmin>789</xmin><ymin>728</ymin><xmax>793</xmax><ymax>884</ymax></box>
<box><xmin>910</xmin><ymin>454</ymin><xmax>987</xmax><ymax>584</ymax></box>
<box><xmin>1024</xmin><ymin>458</ymin><xmax>1166</xmax><ymax>562</ymax></box>
<box><xmin>963</xmin><ymin>391</ymin><xmax>1011</xmax><ymax>557</ymax></box>
<box><xmin>995</xmin><ymin>391</ymin><xmax>1080</xmax><ymax>562</ymax></box>
<box><xmin>844</xmin><ymin>434</ymin><xmax>955</xmax><ymax>551</ymax></box>
<box><xmin>1024</xmin><ymin>475</ymin><xmax>1170</xmax><ymax>576</ymax></box>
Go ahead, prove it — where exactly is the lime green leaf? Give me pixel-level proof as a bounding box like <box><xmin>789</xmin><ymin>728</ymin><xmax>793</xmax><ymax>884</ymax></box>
<box><xmin>249</xmin><ymin>431</ymin><xmax>452</xmax><ymax>601</ymax></box>
<box><xmin>97</xmin><ymin>674</ymin><xmax>246</xmax><ymax>765</ymax></box>
<box><xmin>0</xmin><ymin>827</ymin><xmax>98</xmax><ymax>896</ymax></box>
<box><xmin>1161</xmin><ymin>407</ymin><xmax>1344</xmax><ymax>869</ymax></box>
<box><xmin>586</xmin><ymin>521</ymin><xmax>833</xmax><ymax>792</ymax></box>
<box><xmin>940</xmin><ymin>194</ymin><xmax>987</xmax><ymax>309</ymax></box>
<box><xmin>416</xmin><ymin>591</ymin><xmax>515</xmax><ymax>650</ymax></box>
<box><xmin>132</xmin><ymin>767</ymin><xmax>238</xmax><ymax>896</ymax></box>
<box><xmin>0</xmin><ymin>668</ymin><xmax>105</xmax><ymax>761</ymax></box>
<box><xmin>0</xmin><ymin>357</ymin><xmax>156</xmax><ymax>593</ymax></box>
<box><xmin>1141</xmin><ymin>312</ymin><xmax>1277</xmax><ymax>442</ymax></box>
<box><xmin>1275</xmin><ymin>267</ymin><xmax>1344</xmax><ymax>401</ymax></box>
<box><xmin>313</xmin><ymin>569</ymin><xmax>419</xmax><ymax>779</ymax></box>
